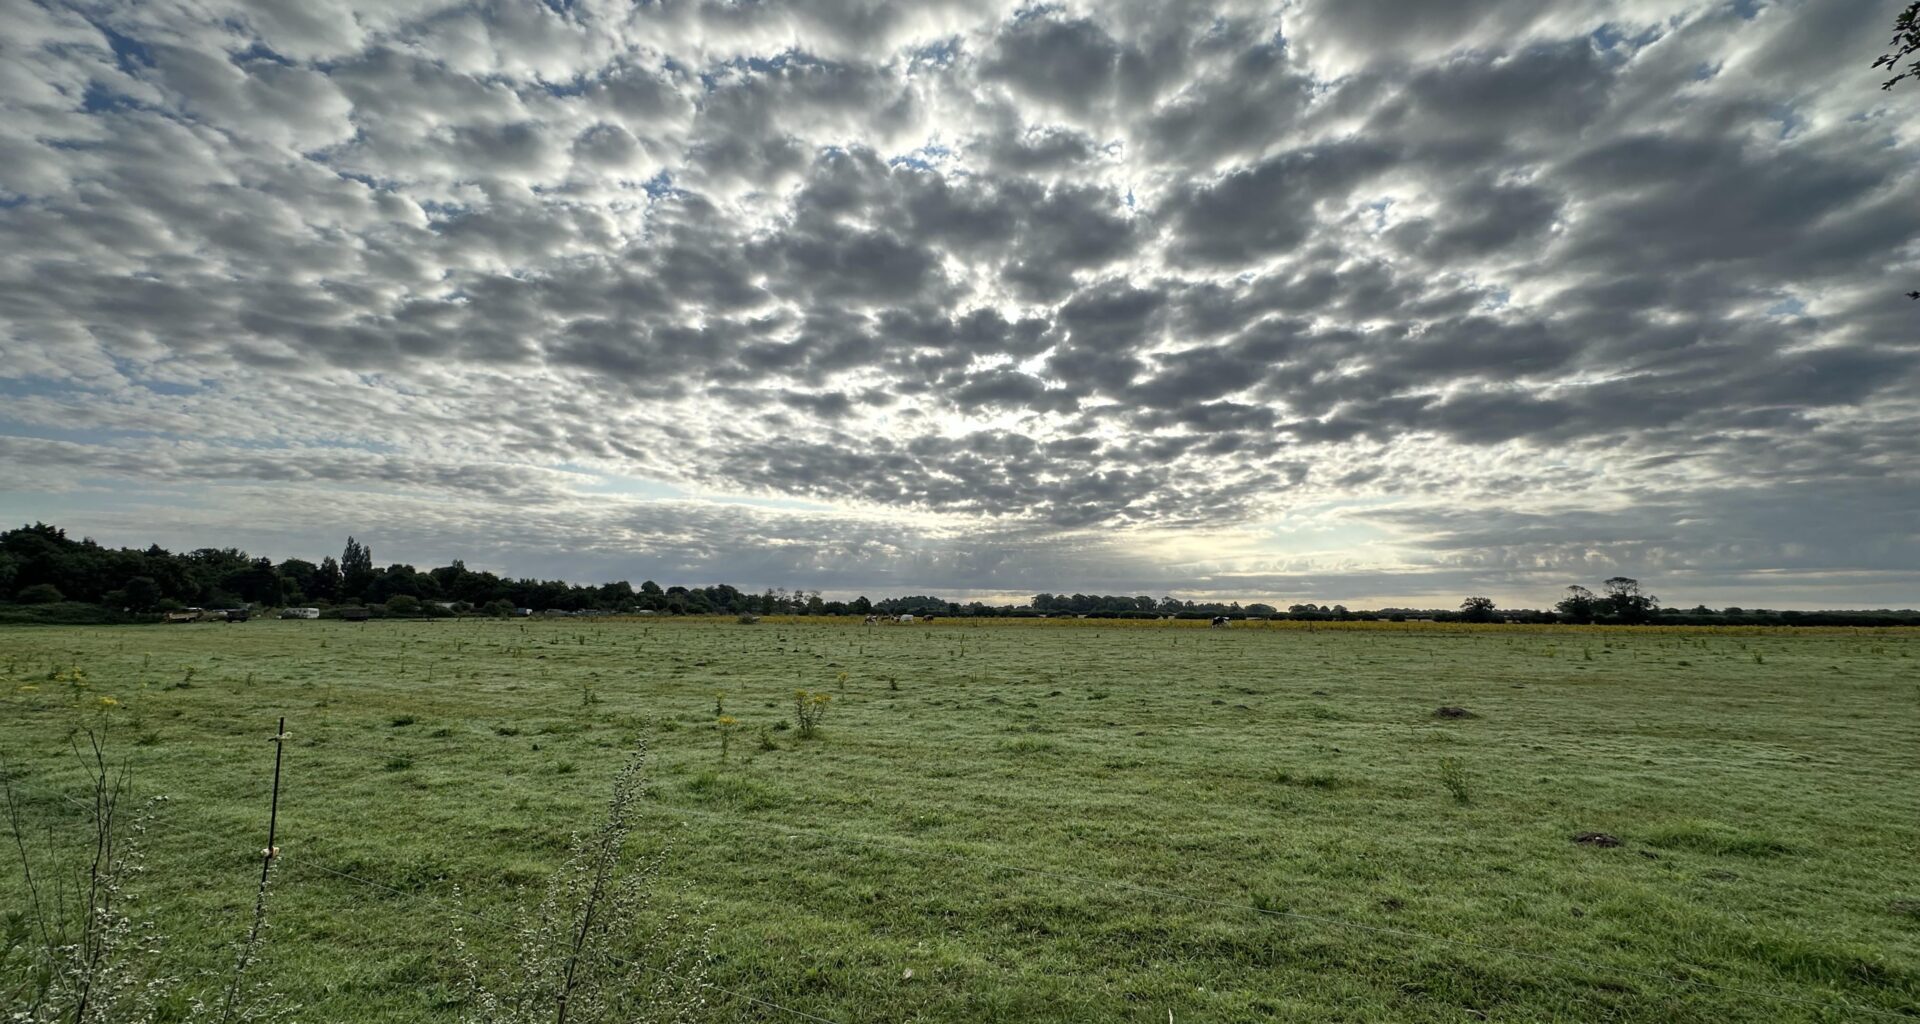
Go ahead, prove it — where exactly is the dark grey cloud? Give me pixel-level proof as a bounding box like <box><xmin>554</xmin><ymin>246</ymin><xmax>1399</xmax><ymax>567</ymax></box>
<box><xmin>0</xmin><ymin>0</ymin><xmax>1915</xmax><ymax>605</ymax></box>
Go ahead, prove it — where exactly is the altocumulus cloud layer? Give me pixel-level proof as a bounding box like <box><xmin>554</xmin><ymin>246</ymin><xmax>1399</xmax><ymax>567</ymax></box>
<box><xmin>1</xmin><ymin>0</ymin><xmax>1916</xmax><ymax>606</ymax></box>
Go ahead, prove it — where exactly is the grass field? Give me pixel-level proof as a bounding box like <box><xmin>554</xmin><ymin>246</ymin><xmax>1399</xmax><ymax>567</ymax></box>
<box><xmin>3</xmin><ymin>618</ymin><xmax>1918</xmax><ymax>1022</ymax></box>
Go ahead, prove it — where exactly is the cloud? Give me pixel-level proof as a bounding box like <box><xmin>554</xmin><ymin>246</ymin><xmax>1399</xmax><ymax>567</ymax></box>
<box><xmin>0</xmin><ymin>0</ymin><xmax>1915</xmax><ymax>607</ymax></box>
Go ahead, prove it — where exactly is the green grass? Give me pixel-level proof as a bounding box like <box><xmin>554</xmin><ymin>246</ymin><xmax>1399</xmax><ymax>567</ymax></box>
<box><xmin>3</xmin><ymin>618</ymin><xmax>1918</xmax><ymax>1022</ymax></box>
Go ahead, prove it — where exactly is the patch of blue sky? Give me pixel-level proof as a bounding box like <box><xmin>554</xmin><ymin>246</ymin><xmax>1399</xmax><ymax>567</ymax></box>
<box><xmin>642</xmin><ymin>171</ymin><xmax>679</xmax><ymax>199</ymax></box>
<box><xmin>104</xmin><ymin>356</ymin><xmax>209</xmax><ymax>396</ymax></box>
<box><xmin>1587</xmin><ymin>23</ymin><xmax>1664</xmax><ymax>62</ymax></box>
<box><xmin>230</xmin><ymin>41</ymin><xmax>293</xmax><ymax>66</ymax></box>
<box><xmin>333</xmin><ymin>169</ymin><xmax>401</xmax><ymax>192</ymax></box>
<box><xmin>908</xmin><ymin>37</ymin><xmax>959</xmax><ymax>70</ymax></box>
<box><xmin>1769</xmin><ymin>103</ymin><xmax>1804</xmax><ymax>139</ymax></box>
<box><xmin>565</xmin><ymin>470</ymin><xmax>689</xmax><ymax>500</ymax></box>
<box><xmin>535</xmin><ymin>75</ymin><xmax>591</xmax><ymax>97</ymax></box>
<box><xmin>418</xmin><ymin>200</ymin><xmax>473</xmax><ymax>224</ymax></box>
<box><xmin>80</xmin><ymin>82</ymin><xmax>149</xmax><ymax>114</ymax></box>
<box><xmin>709</xmin><ymin>493</ymin><xmax>842</xmax><ymax>513</ymax></box>
<box><xmin>1765</xmin><ymin>296</ymin><xmax>1807</xmax><ymax>317</ymax></box>
<box><xmin>888</xmin><ymin>143</ymin><xmax>952</xmax><ymax>172</ymax></box>
<box><xmin>221</xmin><ymin>435</ymin><xmax>402</xmax><ymax>455</ymax></box>
<box><xmin>88</xmin><ymin>20</ymin><xmax>155</xmax><ymax>72</ymax></box>
<box><xmin>1008</xmin><ymin>4</ymin><xmax>1064</xmax><ymax>26</ymax></box>
<box><xmin>0</xmin><ymin>418</ymin><xmax>160</xmax><ymax>446</ymax></box>
<box><xmin>0</xmin><ymin>376</ymin><xmax>94</xmax><ymax>400</ymax></box>
<box><xmin>0</xmin><ymin>491</ymin><xmax>153</xmax><ymax>526</ymax></box>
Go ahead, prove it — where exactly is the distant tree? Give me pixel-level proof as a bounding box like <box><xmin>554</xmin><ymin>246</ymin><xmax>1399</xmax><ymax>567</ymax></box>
<box><xmin>365</xmin><ymin>564</ymin><xmax>434</xmax><ymax>604</ymax></box>
<box><xmin>276</xmin><ymin>558</ymin><xmax>319</xmax><ymax>599</ymax></box>
<box><xmin>223</xmin><ymin>557</ymin><xmax>285</xmax><ymax>605</ymax></box>
<box><xmin>1601</xmin><ymin>576</ymin><xmax>1659</xmax><ymax>623</ymax></box>
<box><xmin>340</xmin><ymin>536</ymin><xmax>375</xmax><ymax>598</ymax></box>
<box><xmin>1556</xmin><ymin>585</ymin><xmax>1597</xmax><ymax>623</ymax></box>
<box><xmin>851</xmin><ymin>595</ymin><xmax>872</xmax><ymax>614</ymax></box>
<box><xmin>639</xmin><ymin>580</ymin><xmax>662</xmax><ymax>596</ymax></box>
<box><xmin>16</xmin><ymin>583</ymin><xmax>64</xmax><ymax>604</ymax></box>
<box><xmin>311</xmin><ymin>556</ymin><xmax>343</xmax><ymax>601</ymax></box>
<box><xmin>481</xmin><ymin>598</ymin><xmax>514</xmax><ymax>617</ymax></box>
<box><xmin>1459</xmin><ymin>596</ymin><xmax>1497</xmax><ymax>623</ymax></box>
<box><xmin>123</xmin><ymin>576</ymin><xmax>161</xmax><ymax>612</ymax></box>
<box><xmin>385</xmin><ymin>594</ymin><xmax>421</xmax><ymax>616</ymax></box>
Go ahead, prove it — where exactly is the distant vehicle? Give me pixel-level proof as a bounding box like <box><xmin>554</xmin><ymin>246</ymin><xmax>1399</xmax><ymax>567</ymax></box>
<box><xmin>164</xmin><ymin>609</ymin><xmax>203</xmax><ymax>623</ymax></box>
<box><xmin>279</xmin><ymin>607</ymin><xmax>321</xmax><ymax>620</ymax></box>
<box><xmin>340</xmin><ymin>607</ymin><xmax>371</xmax><ymax>622</ymax></box>
<box><xmin>512</xmin><ymin>607</ymin><xmax>532</xmax><ymax>617</ymax></box>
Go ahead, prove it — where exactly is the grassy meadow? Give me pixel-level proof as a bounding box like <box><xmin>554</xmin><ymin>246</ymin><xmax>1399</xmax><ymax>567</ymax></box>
<box><xmin>2</xmin><ymin>617</ymin><xmax>1917</xmax><ymax>1022</ymax></box>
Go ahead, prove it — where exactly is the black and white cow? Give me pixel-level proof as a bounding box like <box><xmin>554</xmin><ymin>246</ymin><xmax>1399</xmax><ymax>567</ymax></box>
<box><xmin>1210</xmin><ymin>615</ymin><xmax>1231</xmax><ymax>628</ymax></box>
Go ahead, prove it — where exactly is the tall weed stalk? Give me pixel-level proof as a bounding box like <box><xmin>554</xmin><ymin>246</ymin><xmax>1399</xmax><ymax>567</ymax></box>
<box><xmin>456</xmin><ymin>742</ymin><xmax>711</xmax><ymax>1024</ymax></box>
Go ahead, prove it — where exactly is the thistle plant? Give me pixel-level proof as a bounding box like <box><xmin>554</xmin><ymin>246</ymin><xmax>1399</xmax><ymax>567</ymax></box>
<box><xmin>455</xmin><ymin>742</ymin><xmax>711</xmax><ymax>1024</ymax></box>
<box><xmin>792</xmin><ymin>691</ymin><xmax>832</xmax><ymax>739</ymax></box>
<box><xmin>715</xmin><ymin>717</ymin><xmax>737</xmax><ymax>762</ymax></box>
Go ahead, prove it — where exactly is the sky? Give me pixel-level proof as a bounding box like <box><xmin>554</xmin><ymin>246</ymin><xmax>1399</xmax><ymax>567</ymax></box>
<box><xmin>0</xmin><ymin>0</ymin><xmax>1916</xmax><ymax>609</ymax></box>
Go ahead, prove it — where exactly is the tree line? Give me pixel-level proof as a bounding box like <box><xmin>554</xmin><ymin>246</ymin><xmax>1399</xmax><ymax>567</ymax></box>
<box><xmin>1</xmin><ymin>522</ymin><xmax>1915</xmax><ymax>626</ymax></box>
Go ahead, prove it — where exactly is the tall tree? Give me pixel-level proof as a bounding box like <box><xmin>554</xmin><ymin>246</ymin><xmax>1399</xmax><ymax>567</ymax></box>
<box><xmin>1602</xmin><ymin>576</ymin><xmax>1659</xmax><ymax>624</ymax></box>
<box><xmin>340</xmin><ymin>537</ymin><xmax>375</xmax><ymax>599</ymax></box>
<box><xmin>311</xmin><ymin>556</ymin><xmax>342</xmax><ymax>601</ymax></box>
<box><xmin>1556</xmin><ymin>585</ymin><xmax>1597</xmax><ymax>623</ymax></box>
<box><xmin>1459</xmin><ymin>596</ymin><xmax>1497</xmax><ymax>623</ymax></box>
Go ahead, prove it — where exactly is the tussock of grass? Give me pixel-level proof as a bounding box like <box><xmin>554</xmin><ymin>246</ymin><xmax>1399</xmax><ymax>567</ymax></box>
<box><xmin>682</xmin><ymin>769</ymin><xmax>787</xmax><ymax>811</ymax></box>
<box><xmin>1640</xmin><ymin>820</ymin><xmax>1794</xmax><ymax>857</ymax></box>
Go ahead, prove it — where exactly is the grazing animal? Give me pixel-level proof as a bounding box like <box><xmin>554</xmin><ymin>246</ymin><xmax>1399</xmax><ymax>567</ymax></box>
<box><xmin>922</xmin><ymin>614</ymin><xmax>937</xmax><ymax>624</ymax></box>
<box><xmin>1210</xmin><ymin>615</ymin><xmax>1230</xmax><ymax>628</ymax></box>
<box><xmin>863</xmin><ymin>614</ymin><xmax>879</xmax><ymax>625</ymax></box>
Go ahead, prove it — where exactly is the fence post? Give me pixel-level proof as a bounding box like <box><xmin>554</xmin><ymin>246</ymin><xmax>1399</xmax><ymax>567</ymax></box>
<box><xmin>218</xmin><ymin>715</ymin><xmax>286</xmax><ymax>1023</ymax></box>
